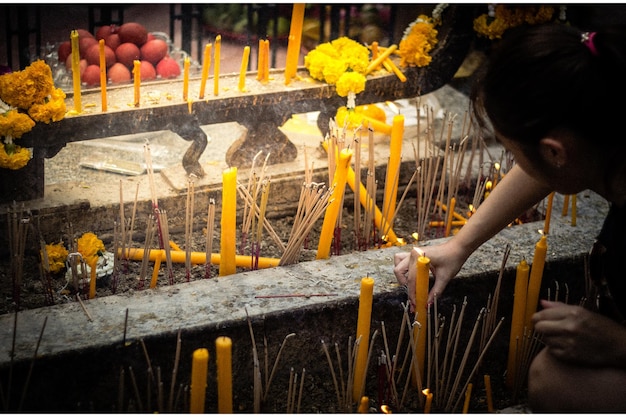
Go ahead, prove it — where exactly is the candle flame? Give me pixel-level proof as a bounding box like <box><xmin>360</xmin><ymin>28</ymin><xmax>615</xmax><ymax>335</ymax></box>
<box><xmin>381</xmin><ymin>404</ymin><xmax>393</xmax><ymax>414</ymax></box>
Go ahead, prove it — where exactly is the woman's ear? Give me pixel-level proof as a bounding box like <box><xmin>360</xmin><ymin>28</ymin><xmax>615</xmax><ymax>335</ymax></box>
<box><xmin>539</xmin><ymin>137</ymin><xmax>567</xmax><ymax>168</ymax></box>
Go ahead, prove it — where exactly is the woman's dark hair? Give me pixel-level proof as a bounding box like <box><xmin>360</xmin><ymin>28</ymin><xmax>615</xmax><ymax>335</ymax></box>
<box><xmin>471</xmin><ymin>23</ymin><xmax>626</xmax><ymax>146</ymax></box>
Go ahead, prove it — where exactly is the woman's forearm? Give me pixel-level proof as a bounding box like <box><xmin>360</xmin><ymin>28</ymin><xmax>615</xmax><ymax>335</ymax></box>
<box><xmin>451</xmin><ymin>165</ymin><xmax>552</xmax><ymax>255</ymax></box>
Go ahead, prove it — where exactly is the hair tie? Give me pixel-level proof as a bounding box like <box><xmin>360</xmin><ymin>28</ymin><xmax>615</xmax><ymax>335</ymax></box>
<box><xmin>581</xmin><ymin>31</ymin><xmax>599</xmax><ymax>56</ymax></box>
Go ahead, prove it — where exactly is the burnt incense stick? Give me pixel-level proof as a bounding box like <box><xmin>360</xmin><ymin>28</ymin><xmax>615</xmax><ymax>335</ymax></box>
<box><xmin>168</xmin><ymin>329</ymin><xmax>182</xmax><ymax>412</ymax></box>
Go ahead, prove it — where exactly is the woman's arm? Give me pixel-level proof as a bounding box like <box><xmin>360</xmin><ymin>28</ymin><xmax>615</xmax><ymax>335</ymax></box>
<box><xmin>395</xmin><ymin>164</ymin><xmax>552</xmax><ymax>309</ymax></box>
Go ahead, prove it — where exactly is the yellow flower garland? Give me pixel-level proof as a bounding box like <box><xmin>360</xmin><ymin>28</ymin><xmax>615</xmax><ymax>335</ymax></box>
<box><xmin>77</xmin><ymin>232</ymin><xmax>106</xmax><ymax>267</ymax></box>
<box><xmin>397</xmin><ymin>15</ymin><xmax>439</xmax><ymax>68</ymax></box>
<box><xmin>473</xmin><ymin>5</ymin><xmax>556</xmax><ymax>40</ymax></box>
<box><xmin>44</xmin><ymin>242</ymin><xmax>69</xmax><ymax>274</ymax></box>
<box><xmin>0</xmin><ymin>59</ymin><xmax>66</xmax><ymax>170</ymax></box>
<box><xmin>304</xmin><ymin>36</ymin><xmax>370</xmax><ymax>97</ymax></box>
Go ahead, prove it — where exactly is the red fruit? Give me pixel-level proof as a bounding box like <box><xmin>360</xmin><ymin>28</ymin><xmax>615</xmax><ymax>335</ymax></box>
<box><xmin>115</xmin><ymin>42</ymin><xmax>141</xmax><ymax>68</ymax></box>
<box><xmin>108</xmin><ymin>62</ymin><xmax>131</xmax><ymax>84</ymax></box>
<box><xmin>95</xmin><ymin>24</ymin><xmax>119</xmax><ymax>41</ymax></box>
<box><xmin>79</xmin><ymin>36</ymin><xmax>98</xmax><ymax>58</ymax></box>
<box><xmin>138</xmin><ymin>60</ymin><xmax>156</xmax><ymax>81</ymax></box>
<box><xmin>118</xmin><ymin>22</ymin><xmax>148</xmax><ymax>46</ymax></box>
<box><xmin>82</xmin><ymin>64</ymin><xmax>101</xmax><ymax>87</ymax></box>
<box><xmin>57</xmin><ymin>41</ymin><xmax>71</xmax><ymax>63</ymax></box>
<box><xmin>140</xmin><ymin>39</ymin><xmax>168</xmax><ymax>65</ymax></box>
<box><xmin>65</xmin><ymin>55</ymin><xmax>87</xmax><ymax>75</ymax></box>
<box><xmin>75</xmin><ymin>28</ymin><xmax>94</xmax><ymax>39</ymax></box>
<box><xmin>103</xmin><ymin>33</ymin><xmax>121</xmax><ymax>51</ymax></box>
<box><xmin>85</xmin><ymin>43</ymin><xmax>116</xmax><ymax>68</ymax></box>
<box><xmin>146</xmin><ymin>33</ymin><xmax>156</xmax><ymax>42</ymax></box>
<box><xmin>156</xmin><ymin>56</ymin><xmax>181</xmax><ymax>79</ymax></box>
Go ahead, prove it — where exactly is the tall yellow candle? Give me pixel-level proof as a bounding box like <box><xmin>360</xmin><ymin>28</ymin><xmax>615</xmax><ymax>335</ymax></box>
<box><xmin>543</xmin><ymin>191</ymin><xmax>554</xmax><ymax>235</ymax></box>
<box><xmin>190</xmin><ymin>348</ymin><xmax>209</xmax><ymax>414</ymax></box>
<box><xmin>316</xmin><ymin>148</ymin><xmax>353</xmax><ymax>259</ymax></box>
<box><xmin>382</xmin><ymin>114</ymin><xmax>404</xmax><ymax>228</ymax></box>
<box><xmin>199</xmin><ymin>43</ymin><xmax>212</xmax><ymax>99</ymax></box>
<box><xmin>262</xmin><ymin>39</ymin><xmax>270</xmax><ymax>82</ymax></box>
<box><xmin>238</xmin><ymin>46</ymin><xmax>250</xmax><ymax>92</ymax></box>
<box><xmin>561</xmin><ymin>194</ymin><xmax>570</xmax><ymax>216</ymax></box>
<box><xmin>133</xmin><ymin>60</ymin><xmax>140</xmax><ymax>107</ymax></box>
<box><xmin>284</xmin><ymin>3</ymin><xmax>305</xmax><ymax>84</ymax></box>
<box><xmin>484</xmin><ymin>374</ymin><xmax>494</xmax><ymax>413</ymax></box>
<box><xmin>414</xmin><ymin>252</ymin><xmax>430</xmax><ymax>383</ymax></box>
<box><xmin>98</xmin><ymin>39</ymin><xmax>107</xmax><ymax>111</ymax></box>
<box><xmin>506</xmin><ymin>258</ymin><xmax>529</xmax><ymax>389</ymax></box>
<box><xmin>70</xmin><ymin>30</ymin><xmax>82</xmax><ymax>113</ymax></box>
<box><xmin>214</xmin><ymin>35</ymin><xmax>221</xmax><ymax>96</ymax></box>
<box><xmin>216</xmin><ymin>336</ymin><xmax>233</xmax><ymax>414</ymax></box>
<box><xmin>183</xmin><ymin>56</ymin><xmax>190</xmax><ymax>101</ymax></box>
<box><xmin>320</xmin><ymin>140</ymin><xmax>399</xmax><ymax>245</ymax></box>
<box><xmin>524</xmin><ymin>235</ymin><xmax>547</xmax><ymax>331</ymax></box>
<box><xmin>352</xmin><ymin>277</ymin><xmax>374</xmax><ymax>401</ymax></box>
<box><xmin>220</xmin><ymin>167</ymin><xmax>237</xmax><ymax>276</ymax></box>
<box><xmin>89</xmin><ymin>260</ymin><xmax>97</xmax><ymax>299</ymax></box>
<box><xmin>256</xmin><ymin>39</ymin><xmax>265</xmax><ymax>81</ymax></box>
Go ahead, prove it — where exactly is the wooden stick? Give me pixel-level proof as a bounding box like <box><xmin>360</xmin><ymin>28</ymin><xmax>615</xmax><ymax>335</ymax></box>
<box><xmin>75</xmin><ymin>294</ymin><xmax>93</xmax><ymax>321</ymax></box>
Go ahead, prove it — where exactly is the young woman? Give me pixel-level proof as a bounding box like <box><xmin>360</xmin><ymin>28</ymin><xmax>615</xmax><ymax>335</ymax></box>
<box><xmin>393</xmin><ymin>24</ymin><xmax>626</xmax><ymax>412</ymax></box>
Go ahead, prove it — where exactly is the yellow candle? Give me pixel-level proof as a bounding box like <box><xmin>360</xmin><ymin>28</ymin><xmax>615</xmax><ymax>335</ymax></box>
<box><xmin>414</xmin><ymin>252</ymin><xmax>430</xmax><ymax>383</ymax></box>
<box><xmin>98</xmin><ymin>39</ymin><xmax>107</xmax><ymax>112</ymax></box>
<box><xmin>238</xmin><ymin>46</ymin><xmax>250</xmax><ymax>92</ymax></box>
<box><xmin>524</xmin><ymin>235</ymin><xmax>547</xmax><ymax>331</ymax></box>
<box><xmin>371</xmin><ymin>41</ymin><xmax>379</xmax><ymax>62</ymax></box>
<box><xmin>320</xmin><ymin>140</ymin><xmax>399</xmax><ymax>245</ymax></box>
<box><xmin>183</xmin><ymin>56</ymin><xmax>190</xmax><ymax>101</ymax></box>
<box><xmin>444</xmin><ymin>197</ymin><xmax>456</xmax><ymax>237</ymax></box>
<box><xmin>199</xmin><ymin>43</ymin><xmax>212</xmax><ymax>99</ymax></box>
<box><xmin>365</xmin><ymin>44</ymin><xmax>397</xmax><ymax>75</ymax></box>
<box><xmin>463</xmin><ymin>383</ymin><xmax>473</xmax><ymax>413</ymax></box>
<box><xmin>571</xmin><ymin>193</ymin><xmax>577</xmax><ymax>226</ymax></box>
<box><xmin>256</xmin><ymin>39</ymin><xmax>265</xmax><ymax>81</ymax></box>
<box><xmin>70</xmin><ymin>30</ymin><xmax>82</xmax><ymax>113</ymax></box>
<box><xmin>543</xmin><ymin>191</ymin><xmax>554</xmax><ymax>235</ymax></box>
<box><xmin>423</xmin><ymin>389</ymin><xmax>433</xmax><ymax>413</ymax></box>
<box><xmin>216</xmin><ymin>336</ymin><xmax>233</xmax><ymax>414</ymax></box>
<box><xmin>89</xmin><ymin>260</ymin><xmax>97</xmax><ymax>299</ymax></box>
<box><xmin>263</xmin><ymin>39</ymin><xmax>270</xmax><ymax>82</ymax></box>
<box><xmin>358</xmin><ymin>396</ymin><xmax>369</xmax><ymax>413</ymax></box>
<box><xmin>506</xmin><ymin>258</ymin><xmax>529</xmax><ymax>389</ymax></box>
<box><xmin>561</xmin><ymin>194</ymin><xmax>570</xmax><ymax>216</ymax></box>
<box><xmin>214</xmin><ymin>35</ymin><xmax>221</xmax><ymax>96</ymax></box>
<box><xmin>382</xmin><ymin>114</ymin><xmax>404</xmax><ymax>231</ymax></box>
<box><xmin>382</xmin><ymin>58</ymin><xmax>407</xmax><ymax>82</ymax></box>
<box><xmin>484</xmin><ymin>375</ymin><xmax>494</xmax><ymax>413</ymax></box>
<box><xmin>316</xmin><ymin>148</ymin><xmax>353</xmax><ymax>259</ymax></box>
<box><xmin>150</xmin><ymin>251</ymin><xmax>162</xmax><ymax>289</ymax></box>
<box><xmin>352</xmin><ymin>276</ymin><xmax>374</xmax><ymax>401</ymax></box>
<box><xmin>284</xmin><ymin>3</ymin><xmax>305</xmax><ymax>84</ymax></box>
<box><xmin>190</xmin><ymin>348</ymin><xmax>209</xmax><ymax>414</ymax></box>
<box><xmin>358</xmin><ymin>113</ymin><xmax>392</xmax><ymax>135</ymax></box>
<box><xmin>220</xmin><ymin>167</ymin><xmax>237</xmax><ymax>276</ymax></box>
<box><xmin>133</xmin><ymin>60</ymin><xmax>140</xmax><ymax>107</ymax></box>
<box><xmin>121</xmin><ymin>248</ymin><xmax>280</xmax><ymax>269</ymax></box>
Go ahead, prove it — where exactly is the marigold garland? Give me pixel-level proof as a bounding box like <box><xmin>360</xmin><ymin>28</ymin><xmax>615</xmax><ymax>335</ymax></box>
<box><xmin>398</xmin><ymin>14</ymin><xmax>439</xmax><ymax>68</ymax></box>
<box><xmin>473</xmin><ymin>5</ymin><xmax>557</xmax><ymax>40</ymax></box>
<box><xmin>0</xmin><ymin>59</ymin><xmax>66</xmax><ymax>170</ymax></box>
<box><xmin>76</xmin><ymin>232</ymin><xmax>106</xmax><ymax>267</ymax></box>
<box><xmin>304</xmin><ymin>36</ymin><xmax>370</xmax><ymax>97</ymax></box>
<box><xmin>44</xmin><ymin>242</ymin><xmax>69</xmax><ymax>274</ymax></box>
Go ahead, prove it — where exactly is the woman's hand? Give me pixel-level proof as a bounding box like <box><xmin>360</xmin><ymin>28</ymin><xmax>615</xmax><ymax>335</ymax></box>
<box><xmin>532</xmin><ymin>299</ymin><xmax>626</xmax><ymax>367</ymax></box>
<box><xmin>393</xmin><ymin>240</ymin><xmax>468</xmax><ymax>311</ymax></box>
